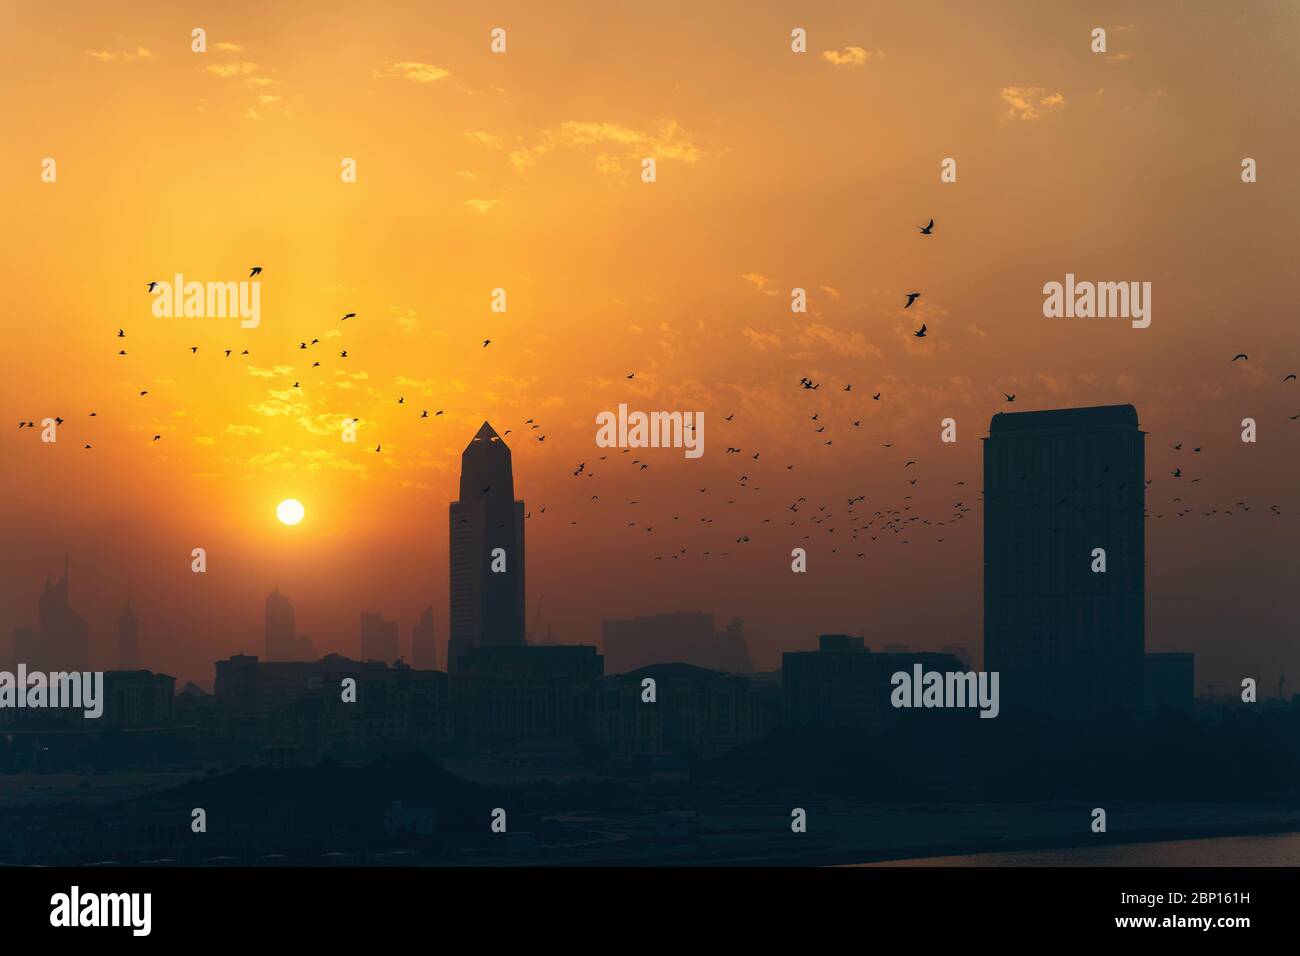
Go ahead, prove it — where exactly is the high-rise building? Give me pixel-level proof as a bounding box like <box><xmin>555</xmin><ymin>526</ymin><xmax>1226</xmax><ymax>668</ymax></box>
<box><xmin>34</xmin><ymin>561</ymin><xmax>88</xmax><ymax>671</ymax></box>
<box><xmin>983</xmin><ymin>404</ymin><xmax>1145</xmax><ymax>721</ymax></box>
<box><xmin>118</xmin><ymin>604</ymin><xmax>139</xmax><ymax>670</ymax></box>
<box><xmin>448</xmin><ymin>422</ymin><xmax>525</xmax><ymax>672</ymax></box>
<box><xmin>360</xmin><ymin>611</ymin><xmax>399</xmax><ymax>663</ymax></box>
<box><xmin>265</xmin><ymin>589</ymin><xmax>298</xmax><ymax>661</ymax></box>
<box><xmin>412</xmin><ymin>606</ymin><xmax>437</xmax><ymax>670</ymax></box>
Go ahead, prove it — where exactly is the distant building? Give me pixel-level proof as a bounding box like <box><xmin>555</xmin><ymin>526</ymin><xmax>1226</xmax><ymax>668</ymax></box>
<box><xmin>451</xmin><ymin>644</ymin><xmax>602</xmax><ymax>749</ymax></box>
<box><xmin>448</xmin><ymin>423</ymin><xmax>526</xmax><ymax>673</ymax></box>
<box><xmin>983</xmin><ymin>404</ymin><xmax>1145</xmax><ymax>721</ymax></box>
<box><xmin>601</xmin><ymin>612</ymin><xmax>752</xmax><ymax>675</ymax></box>
<box><xmin>783</xmin><ymin>635</ymin><xmax>964</xmax><ymax>729</ymax></box>
<box><xmin>102</xmin><ymin>670</ymin><xmax>175</xmax><ymax>729</ymax></box>
<box><xmin>590</xmin><ymin>662</ymin><xmax>765</xmax><ymax>757</ymax></box>
<box><xmin>264</xmin><ymin>589</ymin><xmax>299</xmax><ymax>661</ymax></box>
<box><xmin>30</xmin><ymin>561</ymin><xmax>88</xmax><ymax>672</ymax></box>
<box><xmin>212</xmin><ymin>653</ymin><xmax>451</xmax><ymax>760</ymax></box>
<box><xmin>1144</xmin><ymin>653</ymin><xmax>1194</xmax><ymax>714</ymax></box>
<box><xmin>941</xmin><ymin>645</ymin><xmax>973</xmax><ymax>670</ymax></box>
<box><xmin>360</xmin><ymin>611</ymin><xmax>399</xmax><ymax>663</ymax></box>
<box><xmin>411</xmin><ymin>606</ymin><xmax>437</xmax><ymax>670</ymax></box>
<box><xmin>118</xmin><ymin>605</ymin><xmax>140</xmax><ymax>671</ymax></box>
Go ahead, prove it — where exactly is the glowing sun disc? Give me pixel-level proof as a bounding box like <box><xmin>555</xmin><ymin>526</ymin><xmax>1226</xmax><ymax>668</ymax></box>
<box><xmin>276</xmin><ymin>499</ymin><xmax>305</xmax><ymax>526</ymax></box>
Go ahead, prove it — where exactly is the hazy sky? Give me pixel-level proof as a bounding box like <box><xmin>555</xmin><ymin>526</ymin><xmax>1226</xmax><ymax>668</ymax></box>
<box><xmin>3</xmin><ymin>1</ymin><xmax>1299</xmax><ymax>691</ymax></box>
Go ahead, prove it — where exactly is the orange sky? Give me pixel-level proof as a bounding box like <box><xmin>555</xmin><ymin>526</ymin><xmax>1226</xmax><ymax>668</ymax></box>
<box><xmin>3</xmin><ymin>1</ymin><xmax>1300</xmax><ymax>690</ymax></box>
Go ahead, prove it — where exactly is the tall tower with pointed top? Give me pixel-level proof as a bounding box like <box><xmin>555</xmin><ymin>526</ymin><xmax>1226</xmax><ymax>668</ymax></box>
<box><xmin>448</xmin><ymin>422</ymin><xmax>526</xmax><ymax>672</ymax></box>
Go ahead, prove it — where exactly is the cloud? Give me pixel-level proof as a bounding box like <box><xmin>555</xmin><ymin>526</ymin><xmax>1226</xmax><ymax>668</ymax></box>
<box><xmin>511</xmin><ymin>119</ymin><xmax>701</xmax><ymax>172</ymax></box>
<box><xmin>797</xmin><ymin>323</ymin><xmax>881</xmax><ymax>360</ymax></box>
<box><xmin>374</xmin><ymin>61</ymin><xmax>451</xmax><ymax>84</ymax></box>
<box><xmin>741</xmin><ymin>273</ymin><xmax>770</xmax><ymax>291</ymax></box>
<box><xmin>205</xmin><ymin>61</ymin><xmax>259</xmax><ymax>78</ymax></box>
<box><xmin>88</xmin><ymin>47</ymin><xmax>153</xmax><ymax>63</ymax></box>
<box><xmin>820</xmin><ymin>286</ymin><xmax>841</xmax><ymax>300</ymax></box>
<box><xmin>388</xmin><ymin>306</ymin><xmax>420</xmax><ymax>333</ymax></box>
<box><xmin>1001</xmin><ymin>86</ymin><xmax>1066</xmax><ymax>120</ymax></box>
<box><xmin>463</xmin><ymin>130</ymin><xmax>503</xmax><ymax>150</ymax></box>
<box><xmin>465</xmin><ymin>198</ymin><xmax>502</xmax><ymax>214</ymax></box>
<box><xmin>225</xmin><ymin>424</ymin><xmax>262</xmax><ymax>436</ymax></box>
<box><xmin>742</xmin><ymin>327</ymin><xmax>783</xmax><ymax>352</ymax></box>
<box><xmin>214</xmin><ymin>42</ymin><xmax>242</xmax><ymax>52</ymax></box>
<box><xmin>822</xmin><ymin>46</ymin><xmax>870</xmax><ymax>67</ymax></box>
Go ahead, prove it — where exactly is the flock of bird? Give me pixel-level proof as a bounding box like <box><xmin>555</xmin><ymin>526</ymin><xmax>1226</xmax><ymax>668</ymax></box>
<box><xmin>14</xmin><ymin>216</ymin><xmax>1300</xmax><ymax>565</ymax></box>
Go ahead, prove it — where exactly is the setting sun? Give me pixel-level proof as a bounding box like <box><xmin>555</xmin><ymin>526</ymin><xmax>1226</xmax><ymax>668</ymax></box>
<box><xmin>276</xmin><ymin>499</ymin><xmax>305</xmax><ymax>526</ymax></box>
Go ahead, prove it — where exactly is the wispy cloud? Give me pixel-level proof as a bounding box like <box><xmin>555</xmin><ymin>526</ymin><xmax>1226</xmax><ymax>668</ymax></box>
<box><xmin>511</xmin><ymin>120</ymin><xmax>701</xmax><ymax>173</ymax></box>
<box><xmin>822</xmin><ymin>46</ymin><xmax>873</xmax><ymax>68</ymax></box>
<box><xmin>465</xmin><ymin>198</ymin><xmax>502</xmax><ymax>214</ymax></box>
<box><xmin>205</xmin><ymin>61</ymin><xmax>258</xmax><ymax>78</ymax></box>
<box><xmin>374</xmin><ymin>61</ymin><xmax>451</xmax><ymax>84</ymax></box>
<box><xmin>1000</xmin><ymin>86</ymin><xmax>1066</xmax><ymax>120</ymax></box>
<box><xmin>88</xmin><ymin>46</ymin><xmax>153</xmax><ymax>63</ymax></box>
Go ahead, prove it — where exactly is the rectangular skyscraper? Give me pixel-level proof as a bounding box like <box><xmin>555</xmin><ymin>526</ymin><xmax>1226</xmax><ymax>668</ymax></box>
<box><xmin>448</xmin><ymin>422</ymin><xmax>526</xmax><ymax>672</ymax></box>
<box><xmin>983</xmin><ymin>404</ymin><xmax>1144</xmax><ymax>721</ymax></box>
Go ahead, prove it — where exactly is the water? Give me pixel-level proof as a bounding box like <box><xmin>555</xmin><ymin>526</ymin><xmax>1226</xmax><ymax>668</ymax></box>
<box><xmin>865</xmin><ymin>832</ymin><xmax>1300</xmax><ymax>866</ymax></box>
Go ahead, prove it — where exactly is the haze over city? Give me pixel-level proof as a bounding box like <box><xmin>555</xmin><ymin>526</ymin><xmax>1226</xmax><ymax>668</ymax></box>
<box><xmin>4</xmin><ymin>0</ymin><xmax>1300</xmax><ymax>694</ymax></box>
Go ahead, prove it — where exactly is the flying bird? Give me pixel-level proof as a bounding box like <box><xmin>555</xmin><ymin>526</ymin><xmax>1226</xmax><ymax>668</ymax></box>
<box><xmin>146</xmin><ymin>282</ymin><xmax>159</xmax><ymax>292</ymax></box>
<box><xmin>483</xmin><ymin>340</ymin><xmax>491</xmax><ymax>348</ymax></box>
<box><xmin>918</xmin><ymin>219</ymin><xmax>934</xmax><ymax>235</ymax></box>
<box><xmin>914</xmin><ymin>324</ymin><xmax>927</xmax><ymax>338</ymax></box>
<box><xmin>1004</xmin><ymin>393</ymin><xmax>1016</xmax><ymax>402</ymax></box>
<box><xmin>342</xmin><ymin>313</ymin><xmax>356</xmax><ymax>320</ymax></box>
<box><xmin>904</xmin><ymin>293</ymin><xmax>921</xmax><ymax>308</ymax></box>
<box><xmin>117</xmin><ymin>329</ymin><xmax>125</xmax><ymax>337</ymax></box>
<box><xmin>250</xmin><ymin>267</ymin><xmax>262</xmax><ymax>277</ymax></box>
<box><xmin>1285</xmin><ymin>374</ymin><xmax>1297</xmax><ymax>382</ymax></box>
<box><xmin>1232</xmin><ymin>353</ymin><xmax>1248</xmax><ymax>362</ymax></box>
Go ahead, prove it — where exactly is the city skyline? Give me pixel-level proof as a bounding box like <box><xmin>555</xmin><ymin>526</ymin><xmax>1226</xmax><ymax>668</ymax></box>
<box><xmin>5</xmin><ymin>0</ymin><xmax>1300</xmax><ymax>698</ymax></box>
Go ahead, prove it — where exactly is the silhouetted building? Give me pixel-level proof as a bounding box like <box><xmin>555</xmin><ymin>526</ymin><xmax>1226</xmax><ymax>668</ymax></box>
<box><xmin>360</xmin><ymin>611</ymin><xmax>399</xmax><ymax>663</ymax></box>
<box><xmin>21</xmin><ymin>561</ymin><xmax>90</xmax><ymax>671</ymax></box>
<box><xmin>32</xmin><ymin>561</ymin><xmax>88</xmax><ymax>672</ymax></box>
<box><xmin>1145</xmin><ymin>652</ymin><xmax>1194</xmax><ymax>714</ymax></box>
<box><xmin>602</xmin><ymin>612</ymin><xmax>753</xmax><ymax>675</ymax></box>
<box><xmin>783</xmin><ymin>635</ymin><xmax>964</xmax><ymax>729</ymax></box>
<box><xmin>448</xmin><ymin>422</ymin><xmax>526</xmax><ymax>672</ymax></box>
<box><xmin>412</xmin><ymin>606</ymin><xmax>437</xmax><ymax>670</ymax></box>
<box><xmin>264</xmin><ymin>589</ymin><xmax>299</xmax><ymax>662</ymax></box>
<box><xmin>213</xmin><ymin>653</ymin><xmax>451</xmax><ymax>760</ymax></box>
<box><xmin>590</xmin><ymin>663</ymin><xmax>765</xmax><ymax>757</ymax></box>
<box><xmin>983</xmin><ymin>404</ymin><xmax>1145</xmax><ymax>721</ymax></box>
<box><xmin>118</xmin><ymin>605</ymin><xmax>139</xmax><ymax>671</ymax></box>
<box><xmin>103</xmin><ymin>670</ymin><xmax>175</xmax><ymax>729</ymax></box>
<box><xmin>451</xmin><ymin>645</ymin><xmax>601</xmax><ymax>749</ymax></box>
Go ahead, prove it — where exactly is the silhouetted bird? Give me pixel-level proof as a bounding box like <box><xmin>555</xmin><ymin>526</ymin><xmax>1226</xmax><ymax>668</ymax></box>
<box><xmin>918</xmin><ymin>219</ymin><xmax>934</xmax><ymax>235</ymax></box>
<box><xmin>342</xmin><ymin>312</ymin><xmax>356</xmax><ymax>320</ymax></box>
<box><xmin>1004</xmin><ymin>393</ymin><xmax>1016</xmax><ymax>402</ymax></box>
<box><xmin>117</xmin><ymin>329</ymin><xmax>124</xmax><ymax>337</ymax></box>
<box><xmin>914</xmin><ymin>324</ymin><xmax>927</xmax><ymax>337</ymax></box>
<box><xmin>146</xmin><ymin>282</ymin><xmax>159</xmax><ymax>292</ymax></box>
<box><xmin>483</xmin><ymin>339</ymin><xmax>491</xmax><ymax>347</ymax></box>
<box><xmin>250</xmin><ymin>267</ymin><xmax>262</xmax><ymax>277</ymax></box>
<box><xmin>1286</xmin><ymin>374</ymin><xmax>1297</xmax><ymax>382</ymax></box>
<box><xmin>905</xmin><ymin>292</ymin><xmax>921</xmax><ymax>308</ymax></box>
<box><xmin>1232</xmin><ymin>353</ymin><xmax>1248</xmax><ymax>362</ymax></box>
